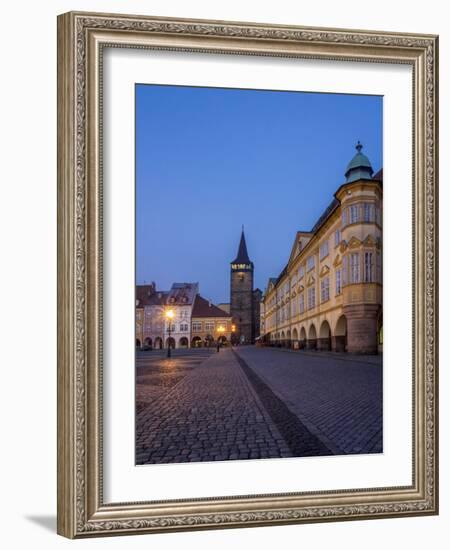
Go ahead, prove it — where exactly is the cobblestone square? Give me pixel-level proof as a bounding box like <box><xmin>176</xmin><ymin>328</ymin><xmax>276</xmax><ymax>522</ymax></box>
<box><xmin>136</xmin><ymin>347</ymin><xmax>382</xmax><ymax>464</ymax></box>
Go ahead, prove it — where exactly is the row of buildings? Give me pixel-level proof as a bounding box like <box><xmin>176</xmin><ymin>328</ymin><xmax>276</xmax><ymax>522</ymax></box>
<box><xmin>259</xmin><ymin>142</ymin><xmax>383</xmax><ymax>354</ymax></box>
<box><xmin>136</xmin><ymin>227</ymin><xmax>263</xmax><ymax>350</ymax></box>
<box><xmin>136</xmin><ymin>143</ymin><xmax>382</xmax><ymax>355</ymax></box>
<box><xmin>136</xmin><ymin>282</ymin><xmax>234</xmax><ymax>349</ymax></box>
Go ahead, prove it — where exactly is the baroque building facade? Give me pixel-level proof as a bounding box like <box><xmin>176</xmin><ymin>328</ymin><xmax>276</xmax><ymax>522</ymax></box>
<box><xmin>136</xmin><ymin>282</ymin><xmax>198</xmax><ymax>349</ymax></box>
<box><xmin>261</xmin><ymin>143</ymin><xmax>382</xmax><ymax>354</ymax></box>
<box><xmin>136</xmin><ymin>283</ymin><xmax>233</xmax><ymax>349</ymax></box>
<box><xmin>164</xmin><ymin>283</ymin><xmax>199</xmax><ymax>348</ymax></box>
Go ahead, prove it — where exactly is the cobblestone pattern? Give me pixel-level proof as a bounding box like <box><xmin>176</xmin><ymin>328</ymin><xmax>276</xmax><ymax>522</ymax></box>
<box><xmin>232</xmin><ymin>350</ymin><xmax>333</xmax><ymax>457</ymax></box>
<box><xmin>136</xmin><ymin>349</ymin><xmax>291</xmax><ymax>464</ymax></box>
<box><xmin>136</xmin><ymin>349</ymin><xmax>214</xmax><ymax>414</ymax></box>
<box><xmin>234</xmin><ymin>347</ymin><xmax>383</xmax><ymax>455</ymax></box>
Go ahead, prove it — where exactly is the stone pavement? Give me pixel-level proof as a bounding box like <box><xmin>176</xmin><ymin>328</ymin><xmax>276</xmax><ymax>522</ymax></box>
<box><xmin>136</xmin><ymin>348</ymin><xmax>214</xmax><ymax>414</ymax></box>
<box><xmin>234</xmin><ymin>347</ymin><xmax>383</xmax><ymax>455</ymax></box>
<box><xmin>135</xmin><ymin>346</ymin><xmax>383</xmax><ymax>465</ymax></box>
<box><xmin>136</xmin><ymin>348</ymin><xmax>294</xmax><ymax>464</ymax></box>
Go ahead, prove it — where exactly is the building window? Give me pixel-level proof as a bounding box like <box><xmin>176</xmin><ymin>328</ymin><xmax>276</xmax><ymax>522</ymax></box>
<box><xmin>342</xmin><ymin>208</ymin><xmax>348</xmax><ymax>227</ymax></box>
<box><xmin>376</xmin><ymin>206</ymin><xmax>382</xmax><ymax>226</ymax></box>
<box><xmin>364</xmin><ymin>252</ymin><xmax>374</xmax><ymax>282</ymax></box>
<box><xmin>299</xmin><ymin>265</ymin><xmax>304</xmax><ymax>279</ymax></box>
<box><xmin>343</xmin><ymin>256</ymin><xmax>348</xmax><ymax>285</ymax></box>
<box><xmin>292</xmin><ymin>299</ymin><xmax>297</xmax><ymax>316</ymax></box>
<box><xmin>349</xmin><ymin>204</ymin><xmax>360</xmax><ymax>224</ymax></box>
<box><xmin>336</xmin><ymin>269</ymin><xmax>342</xmax><ymax>295</ymax></box>
<box><xmin>307</xmin><ymin>255</ymin><xmax>315</xmax><ymax>272</ymax></box>
<box><xmin>376</xmin><ymin>252</ymin><xmax>382</xmax><ymax>282</ymax></box>
<box><xmin>335</xmin><ymin>229</ymin><xmax>341</xmax><ymax>247</ymax></box>
<box><xmin>350</xmin><ymin>252</ymin><xmax>360</xmax><ymax>283</ymax></box>
<box><xmin>205</xmin><ymin>321</ymin><xmax>215</xmax><ymax>331</ymax></box>
<box><xmin>363</xmin><ymin>203</ymin><xmax>375</xmax><ymax>222</ymax></box>
<box><xmin>299</xmin><ymin>294</ymin><xmax>305</xmax><ymax>314</ymax></box>
<box><xmin>167</xmin><ymin>323</ymin><xmax>176</xmax><ymax>332</ymax></box>
<box><xmin>307</xmin><ymin>287</ymin><xmax>316</xmax><ymax>309</ymax></box>
<box><xmin>320</xmin><ymin>277</ymin><xmax>330</xmax><ymax>302</ymax></box>
<box><xmin>319</xmin><ymin>240</ymin><xmax>329</xmax><ymax>260</ymax></box>
<box><xmin>192</xmin><ymin>321</ymin><xmax>202</xmax><ymax>332</ymax></box>
<box><xmin>180</xmin><ymin>323</ymin><xmax>189</xmax><ymax>332</ymax></box>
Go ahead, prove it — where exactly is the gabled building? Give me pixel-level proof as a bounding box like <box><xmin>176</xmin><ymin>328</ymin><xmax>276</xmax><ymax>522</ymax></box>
<box><xmin>261</xmin><ymin>143</ymin><xmax>383</xmax><ymax>354</ymax></box>
<box><xmin>136</xmin><ymin>284</ymin><xmax>168</xmax><ymax>349</ymax></box>
<box><xmin>136</xmin><ymin>282</ymin><xmax>198</xmax><ymax>349</ymax></box>
<box><xmin>165</xmin><ymin>283</ymin><xmax>199</xmax><ymax>348</ymax></box>
<box><xmin>191</xmin><ymin>295</ymin><xmax>233</xmax><ymax>347</ymax></box>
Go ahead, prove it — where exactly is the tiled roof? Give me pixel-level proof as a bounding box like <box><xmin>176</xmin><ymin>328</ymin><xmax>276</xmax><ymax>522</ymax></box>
<box><xmin>373</xmin><ymin>168</ymin><xmax>383</xmax><ymax>181</ymax></box>
<box><xmin>136</xmin><ymin>285</ymin><xmax>169</xmax><ymax>307</ymax></box>
<box><xmin>167</xmin><ymin>282</ymin><xmax>199</xmax><ymax>306</ymax></box>
<box><xmin>311</xmin><ymin>198</ymin><xmax>340</xmax><ymax>234</ymax></box>
<box><xmin>192</xmin><ymin>295</ymin><xmax>231</xmax><ymax>318</ymax></box>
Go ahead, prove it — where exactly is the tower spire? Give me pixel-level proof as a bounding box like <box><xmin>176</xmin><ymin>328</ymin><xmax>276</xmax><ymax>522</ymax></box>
<box><xmin>232</xmin><ymin>228</ymin><xmax>251</xmax><ymax>264</ymax></box>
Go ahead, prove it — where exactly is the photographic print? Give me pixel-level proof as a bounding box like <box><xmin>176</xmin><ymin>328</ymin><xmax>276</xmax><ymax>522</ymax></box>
<box><xmin>58</xmin><ymin>12</ymin><xmax>438</xmax><ymax>537</ymax></box>
<box><xmin>135</xmin><ymin>84</ymin><xmax>383</xmax><ymax>465</ymax></box>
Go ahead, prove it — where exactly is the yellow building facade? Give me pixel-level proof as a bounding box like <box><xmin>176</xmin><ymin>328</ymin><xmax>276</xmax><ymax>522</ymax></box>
<box><xmin>261</xmin><ymin>144</ymin><xmax>382</xmax><ymax>354</ymax></box>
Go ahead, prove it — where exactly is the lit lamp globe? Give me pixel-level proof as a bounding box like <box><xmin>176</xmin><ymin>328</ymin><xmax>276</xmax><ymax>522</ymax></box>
<box><xmin>165</xmin><ymin>309</ymin><xmax>175</xmax><ymax>358</ymax></box>
<box><xmin>216</xmin><ymin>325</ymin><xmax>225</xmax><ymax>352</ymax></box>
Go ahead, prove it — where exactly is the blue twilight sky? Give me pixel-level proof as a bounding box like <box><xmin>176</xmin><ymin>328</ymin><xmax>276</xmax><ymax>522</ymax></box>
<box><xmin>136</xmin><ymin>84</ymin><xmax>382</xmax><ymax>304</ymax></box>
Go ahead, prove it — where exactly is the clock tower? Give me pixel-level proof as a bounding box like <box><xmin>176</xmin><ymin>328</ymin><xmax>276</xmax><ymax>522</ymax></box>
<box><xmin>230</xmin><ymin>229</ymin><xmax>254</xmax><ymax>344</ymax></box>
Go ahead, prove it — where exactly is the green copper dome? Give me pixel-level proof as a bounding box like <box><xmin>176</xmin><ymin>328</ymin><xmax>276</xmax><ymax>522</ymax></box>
<box><xmin>345</xmin><ymin>141</ymin><xmax>374</xmax><ymax>183</ymax></box>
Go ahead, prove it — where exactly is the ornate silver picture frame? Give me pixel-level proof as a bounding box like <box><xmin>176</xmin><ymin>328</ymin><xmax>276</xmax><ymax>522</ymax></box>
<box><xmin>57</xmin><ymin>11</ymin><xmax>438</xmax><ymax>538</ymax></box>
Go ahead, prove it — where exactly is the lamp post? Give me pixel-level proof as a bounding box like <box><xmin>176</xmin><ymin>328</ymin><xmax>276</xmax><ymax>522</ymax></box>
<box><xmin>165</xmin><ymin>309</ymin><xmax>175</xmax><ymax>358</ymax></box>
<box><xmin>216</xmin><ymin>325</ymin><xmax>225</xmax><ymax>352</ymax></box>
<box><xmin>231</xmin><ymin>324</ymin><xmax>236</xmax><ymax>346</ymax></box>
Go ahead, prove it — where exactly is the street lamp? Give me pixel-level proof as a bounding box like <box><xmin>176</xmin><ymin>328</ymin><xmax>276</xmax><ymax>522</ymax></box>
<box><xmin>216</xmin><ymin>325</ymin><xmax>225</xmax><ymax>352</ymax></box>
<box><xmin>231</xmin><ymin>324</ymin><xmax>236</xmax><ymax>346</ymax></box>
<box><xmin>165</xmin><ymin>309</ymin><xmax>175</xmax><ymax>358</ymax></box>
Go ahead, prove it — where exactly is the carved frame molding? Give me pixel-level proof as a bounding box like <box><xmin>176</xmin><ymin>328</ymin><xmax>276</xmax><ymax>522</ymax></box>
<box><xmin>57</xmin><ymin>11</ymin><xmax>438</xmax><ymax>538</ymax></box>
